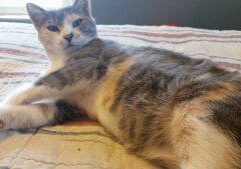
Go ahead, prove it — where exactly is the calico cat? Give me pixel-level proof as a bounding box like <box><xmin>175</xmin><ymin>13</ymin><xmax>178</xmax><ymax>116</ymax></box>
<box><xmin>0</xmin><ymin>0</ymin><xmax>241</xmax><ymax>168</ymax></box>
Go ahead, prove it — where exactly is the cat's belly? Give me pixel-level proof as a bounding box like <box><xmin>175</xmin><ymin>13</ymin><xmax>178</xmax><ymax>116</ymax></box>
<box><xmin>66</xmin><ymin>88</ymin><xmax>123</xmax><ymax>138</ymax></box>
<box><xmin>66</xmin><ymin>89</ymin><xmax>99</xmax><ymax>120</ymax></box>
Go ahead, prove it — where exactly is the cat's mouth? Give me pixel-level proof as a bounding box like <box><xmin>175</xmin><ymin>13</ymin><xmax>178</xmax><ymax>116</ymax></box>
<box><xmin>64</xmin><ymin>38</ymin><xmax>94</xmax><ymax>50</ymax></box>
<box><xmin>66</xmin><ymin>43</ymin><xmax>79</xmax><ymax>47</ymax></box>
<box><xmin>64</xmin><ymin>43</ymin><xmax>81</xmax><ymax>49</ymax></box>
<box><xmin>64</xmin><ymin>42</ymin><xmax>86</xmax><ymax>52</ymax></box>
<box><xmin>61</xmin><ymin>39</ymin><xmax>79</xmax><ymax>48</ymax></box>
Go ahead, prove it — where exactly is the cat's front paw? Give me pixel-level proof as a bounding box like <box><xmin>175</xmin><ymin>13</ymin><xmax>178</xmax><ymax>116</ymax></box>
<box><xmin>0</xmin><ymin>105</ymin><xmax>21</xmax><ymax>131</ymax></box>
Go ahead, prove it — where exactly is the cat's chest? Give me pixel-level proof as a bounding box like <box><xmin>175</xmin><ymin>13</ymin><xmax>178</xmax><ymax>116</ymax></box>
<box><xmin>65</xmin><ymin>84</ymin><xmax>123</xmax><ymax>138</ymax></box>
<box><xmin>67</xmin><ymin>57</ymin><xmax>135</xmax><ymax>138</ymax></box>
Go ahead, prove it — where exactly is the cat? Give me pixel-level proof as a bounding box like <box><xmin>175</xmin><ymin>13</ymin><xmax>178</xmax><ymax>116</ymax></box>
<box><xmin>0</xmin><ymin>0</ymin><xmax>241</xmax><ymax>168</ymax></box>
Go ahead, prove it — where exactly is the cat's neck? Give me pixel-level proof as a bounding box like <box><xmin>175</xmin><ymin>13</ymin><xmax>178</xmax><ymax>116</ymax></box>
<box><xmin>45</xmin><ymin>49</ymin><xmax>67</xmax><ymax>73</ymax></box>
<box><xmin>44</xmin><ymin>38</ymin><xmax>100</xmax><ymax>73</ymax></box>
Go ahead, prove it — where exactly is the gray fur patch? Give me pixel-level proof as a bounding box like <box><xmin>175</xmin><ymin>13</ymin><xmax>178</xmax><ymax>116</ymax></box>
<box><xmin>35</xmin><ymin>38</ymin><xmax>131</xmax><ymax>90</ymax></box>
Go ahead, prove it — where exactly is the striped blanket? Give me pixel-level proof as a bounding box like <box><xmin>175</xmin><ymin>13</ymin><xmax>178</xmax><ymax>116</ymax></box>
<box><xmin>0</xmin><ymin>22</ymin><xmax>241</xmax><ymax>169</ymax></box>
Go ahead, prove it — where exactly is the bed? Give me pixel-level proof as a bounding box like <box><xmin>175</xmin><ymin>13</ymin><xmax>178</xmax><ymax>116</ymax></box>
<box><xmin>0</xmin><ymin>22</ymin><xmax>241</xmax><ymax>169</ymax></box>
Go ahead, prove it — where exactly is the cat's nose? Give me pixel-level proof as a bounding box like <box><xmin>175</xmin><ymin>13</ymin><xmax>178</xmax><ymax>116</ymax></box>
<box><xmin>64</xmin><ymin>33</ymin><xmax>74</xmax><ymax>43</ymax></box>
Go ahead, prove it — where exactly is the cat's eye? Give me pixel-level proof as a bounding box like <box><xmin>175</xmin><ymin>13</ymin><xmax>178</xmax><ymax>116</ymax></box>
<box><xmin>73</xmin><ymin>19</ymin><xmax>83</xmax><ymax>27</ymax></box>
<box><xmin>47</xmin><ymin>25</ymin><xmax>60</xmax><ymax>32</ymax></box>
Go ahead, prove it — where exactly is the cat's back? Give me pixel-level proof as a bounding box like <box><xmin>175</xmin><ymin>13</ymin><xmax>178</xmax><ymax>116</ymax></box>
<box><xmin>115</xmin><ymin>43</ymin><xmax>231</xmax><ymax>96</ymax></box>
<box><xmin>107</xmin><ymin>42</ymin><xmax>241</xmax><ymax>167</ymax></box>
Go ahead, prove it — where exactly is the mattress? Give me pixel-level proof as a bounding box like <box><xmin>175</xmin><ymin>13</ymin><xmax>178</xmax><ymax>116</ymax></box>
<box><xmin>0</xmin><ymin>22</ymin><xmax>241</xmax><ymax>169</ymax></box>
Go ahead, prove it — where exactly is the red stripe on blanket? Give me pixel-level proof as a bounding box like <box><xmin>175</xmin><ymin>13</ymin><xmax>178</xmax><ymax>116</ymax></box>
<box><xmin>0</xmin><ymin>48</ymin><xmax>45</xmax><ymax>58</ymax></box>
<box><xmin>100</xmin><ymin>34</ymin><xmax>241</xmax><ymax>44</ymax></box>
<box><xmin>99</xmin><ymin>30</ymin><xmax>241</xmax><ymax>39</ymax></box>
<box><xmin>0</xmin><ymin>72</ymin><xmax>40</xmax><ymax>78</ymax></box>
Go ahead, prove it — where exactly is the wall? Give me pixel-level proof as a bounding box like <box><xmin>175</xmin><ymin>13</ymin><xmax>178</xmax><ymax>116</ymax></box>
<box><xmin>92</xmin><ymin>0</ymin><xmax>241</xmax><ymax>30</ymax></box>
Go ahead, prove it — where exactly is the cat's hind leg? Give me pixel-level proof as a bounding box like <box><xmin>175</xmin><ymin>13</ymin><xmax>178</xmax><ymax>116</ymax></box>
<box><xmin>170</xmin><ymin>100</ymin><xmax>241</xmax><ymax>169</ymax></box>
<box><xmin>0</xmin><ymin>100</ymin><xmax>84</xmax><ymax>130</ymax></box>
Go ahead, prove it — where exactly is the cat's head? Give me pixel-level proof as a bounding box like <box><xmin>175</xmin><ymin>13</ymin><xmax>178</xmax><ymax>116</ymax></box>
<box><xmin>26</xmin><ymin>0</ymin><xmax>97</xmax><ymax>56</ymax></box>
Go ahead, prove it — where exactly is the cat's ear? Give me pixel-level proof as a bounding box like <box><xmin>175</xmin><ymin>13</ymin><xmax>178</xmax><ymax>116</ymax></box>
<box><xmin>73</xmin><ymin>0</ymin><xmax>92</xmax><ymax>16</ymax></box>
<box><xmin>26</xmin><ymin>3</ymin><xmax>47</xmax><ymax>28</ymax></box>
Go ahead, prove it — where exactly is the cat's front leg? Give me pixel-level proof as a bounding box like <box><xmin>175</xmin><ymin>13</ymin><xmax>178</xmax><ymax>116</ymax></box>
<box><xmin>2</xmin><ymin>83</ymin><xmax>60</xmax><ymax>105</ymax></box>
<box><xmin>3</xmin><ymin>66</ymin><xmax>76</xmax><ymax>105</ymax></box>
<box><xmin>0</xmin><ymin>84</ymin><xmax>73</xmax><ymax>129</ymax></box>
<box><xmin>0</xmin><ymin>100</ymin><xmax>83</xmax><ymax>130</ymax></box>
<box><xmin>4</xmin><ymin>84</ymin><xmax>61</xmax><ymax>105</ymax></box>
<box><xmin>0</xmin><ymin>103</ymin><xmax>56</xmax><ymax>130</ymax></box>
<box><xmin>0</xmin><ymin>66</ymin><xmax>87</xmax><ymax>129</ymax></box>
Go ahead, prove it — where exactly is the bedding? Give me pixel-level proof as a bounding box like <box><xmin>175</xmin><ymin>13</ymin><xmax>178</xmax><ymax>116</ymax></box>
<box><xmin>0</xmin><ymin>22</ymin><xmax>241</xmax><ymax>169</ymax></box>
